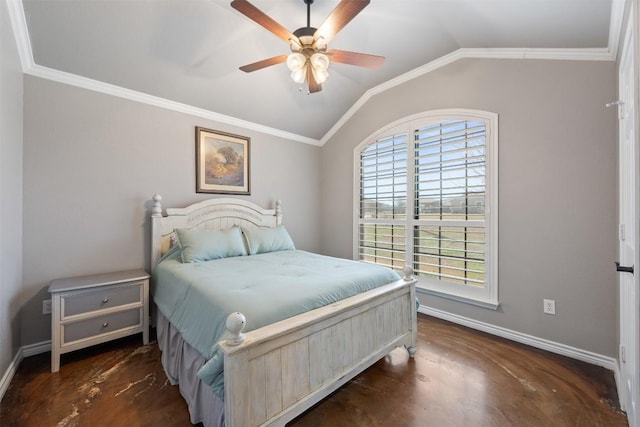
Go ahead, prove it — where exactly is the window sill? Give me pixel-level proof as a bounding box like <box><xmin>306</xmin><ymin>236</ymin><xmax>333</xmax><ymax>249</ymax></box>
<box><xmin>416</xmin><ymin>284</ymin><xmax>500</xmax><ymax>310</ymax></box>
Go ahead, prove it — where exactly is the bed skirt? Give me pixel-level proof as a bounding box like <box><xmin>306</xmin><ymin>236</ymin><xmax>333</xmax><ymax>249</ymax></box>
<box><xmin>156</xmin><ymin>310</ymin><xmax>225</xmax><ymax>427</ymax></box>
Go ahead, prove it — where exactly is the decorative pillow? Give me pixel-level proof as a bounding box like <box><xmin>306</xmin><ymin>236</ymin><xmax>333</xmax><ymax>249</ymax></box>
<box><xmin>176</xmin><ymin>227</ymin><xmax>247</xmax><ymax>263</ymax></box>
<box><xmin>242</xmin><ymin>225</ymin><xmax>295</xmax><ymax>255</ymax></box>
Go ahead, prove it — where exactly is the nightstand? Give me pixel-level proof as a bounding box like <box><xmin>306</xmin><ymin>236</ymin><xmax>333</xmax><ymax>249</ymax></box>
<box><xmin>49</xmin><ymin>269</ymin><xmax>149</xmax><ymax>372</ymax></box>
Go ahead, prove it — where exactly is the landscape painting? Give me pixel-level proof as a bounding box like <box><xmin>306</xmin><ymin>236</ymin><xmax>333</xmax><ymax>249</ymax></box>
<box><xmin>196</xmin><ymin>127</ymin><xmax>250</xmax><ymax>195</ymax></box>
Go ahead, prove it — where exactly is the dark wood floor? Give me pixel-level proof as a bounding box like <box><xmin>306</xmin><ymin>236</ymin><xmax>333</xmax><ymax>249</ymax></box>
<box><xmin>0</xmin><ymin>315</ymin><xmax>628</xmax><ymax>426</ymax></box>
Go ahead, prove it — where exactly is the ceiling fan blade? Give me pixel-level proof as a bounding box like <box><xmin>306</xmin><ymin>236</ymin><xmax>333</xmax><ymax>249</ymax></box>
<box><xmin>307</xmin><ymin>67</ymin><xmax>322</xmax><ymax>93</ymax></box>
<box><xmin>327</xmin><ymin>49</ymin><xmax>384</xmax><ymax>68</ymax></box>
<box><xmin>239</xmin><ymin>54</ymin><xmax>288</xmax><ymax>72</ymax></box>
<box><xmin>231</xmin><ymin>0</ymin><xmax>296</xmax><ymax>44</ymax></box>
<box><xmin>314</xmin><ymin>0</ymin><xmax>370</xmax><ymax>45</ymax></box>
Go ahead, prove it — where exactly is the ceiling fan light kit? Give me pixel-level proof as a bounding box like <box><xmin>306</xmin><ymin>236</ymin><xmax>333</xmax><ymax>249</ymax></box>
<box><xmin>287</xmin><ymin>51</ymin><xmax>329</xmax><ymax>85</ymax></box>
<box><xmin>231</xmin><ymin>0</ymin><xmax>385</xmax><ymax>94</ymax></box>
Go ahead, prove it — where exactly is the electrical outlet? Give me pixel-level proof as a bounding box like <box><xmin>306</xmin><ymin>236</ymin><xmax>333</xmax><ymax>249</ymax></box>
<box><xmin>42</xmin><ymin>299</ymin><xmax>52</xmax><ymax>315</ymax></box>
<box><xmin>543</xmin><ymin>299</ymin><xmax>556</xmax><ymax>315</ymax></box>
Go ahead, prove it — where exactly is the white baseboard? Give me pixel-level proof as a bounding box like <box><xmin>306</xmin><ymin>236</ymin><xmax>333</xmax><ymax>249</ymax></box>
<box><xmin>0</xmin><ymin>340</ymin><xmax>51</xmax><ymax>402</ymax></box>
<box><xmin>419</xmin><ymin>305</ymin><xmax>619</xmax><ymax>372</ymax></box>
<box><xmin>1</xmin><ymin>313</ymin><xmax>623</xmax><ymax>404</ymax></box>
<box><xmin>0</xmin><ymin>349</ymin><xmax>22</xmax><ymax>402</ymax></box>
<box><xmin>22</xmin><ymin>340</ymin><xmax>51</xmax><ymax>358</ymax></box>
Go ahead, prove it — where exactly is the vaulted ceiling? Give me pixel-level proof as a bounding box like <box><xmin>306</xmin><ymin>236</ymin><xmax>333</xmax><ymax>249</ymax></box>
<box><xmin>12</xmin><ymin>0</ymin><xmax>620</xmax><ymax>145</ymax></box>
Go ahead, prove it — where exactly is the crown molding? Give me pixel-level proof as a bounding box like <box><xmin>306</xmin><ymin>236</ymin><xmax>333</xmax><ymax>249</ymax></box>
<box><xmin>7</xmin><ymin>0</ymin><xmax>625</xmax><ymax>147</ymax></box>
<box><xmin>319</xmin><ymin>46</ymin><xmax>615</xmax><ymax>145</ymax></box>
<box><xmin>26</xmin><ymin>64</ymin><xmax>323</xmax><ymax>146</ymax></box>
<box><xmin>6</xmin><ymin>0</ymin><xmax>34</xmax><ymax>71</ymax></box>
<box><xmin>6</xmin><ymin>1</ymin><xmax>322</xmax><ymax>146</ymax></box>
<box><xmin>608</xmin><ymin>0</ymin><xmax>626</xmax><ymax>61</ymax></box>
<box><xmin>321</xmin><ymin>0</ymin><xmax>625</xmax><ymax>145</ymax></box>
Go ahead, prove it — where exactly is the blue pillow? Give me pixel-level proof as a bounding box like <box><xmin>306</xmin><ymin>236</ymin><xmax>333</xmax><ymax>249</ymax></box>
<box><xmin>176</xmin><ymin>227</ymin><xmax>247</xmax><ymax>263</ymax></box>
<box><xmin>242</xmin><ymin>225</ymin><xmax>295</xmax><ymax>255</ymax></box>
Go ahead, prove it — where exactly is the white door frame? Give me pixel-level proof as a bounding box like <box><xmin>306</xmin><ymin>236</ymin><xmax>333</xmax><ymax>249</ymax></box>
<box><xmin>617</xmin><ymin>3</ymin><xmax>640</xmax><ymax>426</ymax></box>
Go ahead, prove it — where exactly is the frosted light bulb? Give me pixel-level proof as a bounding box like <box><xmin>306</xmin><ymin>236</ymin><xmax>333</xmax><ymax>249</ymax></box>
<box><xmin>310</xmin><ymin>53</ymin><xmax>329</xmax><ymax>84</ymax></box>
<box><xmin>286</xmin><ymin>52</ymin><xmax>306</xmax><ymax>71</ymax></box>
<box><xmin>310</xmin><ymin>53</ymin><xmax>329</xmax><ymax>71</ymax></box>
<box><xmin>291</xmin><ymin>67</ymin><xmax>307</xmax><ymax>84</ymax></box>
<box><xmin>312</xmin><ymin>67</ymin><xmax>329</xmax><ymax>84</ymax></box>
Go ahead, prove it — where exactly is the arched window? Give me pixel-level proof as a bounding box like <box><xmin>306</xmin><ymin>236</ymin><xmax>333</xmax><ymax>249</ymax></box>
<box><xmin>354</xmin><ymin>109</ymin><xmax>498</xmax><ymax>308</ymax></box>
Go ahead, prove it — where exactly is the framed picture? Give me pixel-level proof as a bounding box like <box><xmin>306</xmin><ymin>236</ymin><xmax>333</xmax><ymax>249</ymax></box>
<box><xmin>195</xmin><ymin>127</ymin><xmax>250</xmax><ymax>195</ymax></box>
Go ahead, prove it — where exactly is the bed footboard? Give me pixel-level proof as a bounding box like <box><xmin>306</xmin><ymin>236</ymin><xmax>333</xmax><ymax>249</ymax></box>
<box><xmin>220</xmin><ymin>277</ymin><xmax>417</xmax><ymax>427</ymax></box>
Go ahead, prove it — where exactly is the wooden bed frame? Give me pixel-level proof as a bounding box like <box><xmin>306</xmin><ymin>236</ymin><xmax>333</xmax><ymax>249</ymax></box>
<box><xmin>150</xmin><ymin>194</ymin><xmax>417</xmax><ymax>427</ymax></box>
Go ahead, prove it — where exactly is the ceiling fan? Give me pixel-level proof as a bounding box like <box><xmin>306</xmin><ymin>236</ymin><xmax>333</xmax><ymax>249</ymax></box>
<box><xmin>230</xmin><ymin>0</ymin><xmax>385</xmax><ymax>94</ymax></box>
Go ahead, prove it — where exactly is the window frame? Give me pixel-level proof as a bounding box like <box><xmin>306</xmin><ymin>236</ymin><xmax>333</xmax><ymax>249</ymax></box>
<box><xmin>353</xmin><ymin>109</ymin><xmax>499</xmax><ymax>309</ymax></box>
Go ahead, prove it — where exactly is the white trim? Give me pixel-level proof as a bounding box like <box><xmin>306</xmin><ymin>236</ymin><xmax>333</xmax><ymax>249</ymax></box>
<box><xmin>6</xmin><ymin>0</ymin><xmax>625</xmax><ymax>147</ymax></box>
<box><xmin>1</xmin><ymin>342</ymin><xmax>51</xmax><ymax>401</ymax></box>
<box><xmin>616</xmin><ymin>2</ymin><xmax>639</xmax><ymax>423</ymax></box>
<box><xmin>0</xmin><ymin>340</ymin><xmax>51</xmax><ymax>402</ymax></box>
<box><xmin>21</xmin><ymin>340</ymin><xmax>51</xmax><ymax>357</ymax></box>
<box><xmin>418</xmin><ymin>286</ymin><xmax>499</xmax><ymax>311</ymax></box>
<box><xmin>419</xmin><ymin>305</ymin><xmax>619</xmax><ymax>371</ymax></box>
<box><xmin>5</xmin><ymin>0</ymin><xmax>34</xmax><ymax>71</ymax></box>
<box><xmin>609</xmin><ymin>0</ymin><xmax>627</xmax><ymax>61</ymax></box>
<box><xmin>0</xmin><ymin>316</ymin><xmax>621</xmax><ymax>401</ymax></box>
<box><xmin>354</xmin><ymin>109</ymin><xmax>499</xmax><ymax>308</ymax></box>
<box><xmin>320</xmin><ymin>48</ymin><xmax>613</xmax><ymax>146</ymax></box>
<box><xmin>5</xmin><ymin>0</ymin><xmax>321</xmax><ymax>146</ymax></box>
<box><xmin>358</xmin><ymin>48</ymin><xmax>613</xmax><ymax>101</ymax></box>
<box><xmin>319</xmin><ymin>48</ymin><xmax>614</xmax><ymax>145</ymax></box>
<box><xmin>0</xmin><ymin>349</ymin><xmax>22</xmax><ymax>402</ymax></box>
<box><xmin>0</xmin><ymin>316</ymin><xmax>619</xmax><ymax>406</ymax></box>
<box><xmin>322</xmin><ymin>0</ymin><xmax>627</xmax><ymax>145</ymax></box>
<box><xmin>28</xmin><ymin>64</ymin><xmax>323</xmax><ymax>147</ymax></box>
<box><xmin>614</xmin><ymin>363</ymin><xmax>623</xmax><ymax>410</ymax></box>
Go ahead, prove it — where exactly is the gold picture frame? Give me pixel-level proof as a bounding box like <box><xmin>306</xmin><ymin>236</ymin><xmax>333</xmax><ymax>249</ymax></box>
<box><xmin>195</xmin><ymin>127</ymin><xmax>250</xmax><ymax>195</ymax></box>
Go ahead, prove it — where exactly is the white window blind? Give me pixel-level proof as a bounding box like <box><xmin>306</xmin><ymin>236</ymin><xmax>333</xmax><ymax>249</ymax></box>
<box><xmin>355</xmin><ymin>110</ymin><xmax>498</xmax><ymax>308</ymax></box>
<box><xmin>358</xmin><ymin>132</ymin><xmax>407</xmax><ymax>269</ymax></box>
<box><xmin>413</xmin><ymin>119</ymin><xmax>486</xmax><ymax>286</ymax></box>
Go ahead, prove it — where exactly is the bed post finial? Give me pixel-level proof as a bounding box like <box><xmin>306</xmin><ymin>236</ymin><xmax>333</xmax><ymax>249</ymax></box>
<box><xmin>275</xmin><ymin>200</ymin><xmax>282</xmax><ymax>222</ymax></box>
<box><xmin>225</xmin><ymin>312</ymin><xmax>246</xmax><ymax>346</ymax></box>
<box><xmin>403</xmin><ymin>265</ymin><xmax>414</xmax><ymax>281</ymax></box>
<box><xmin>152</xmin><ymin>194</ymin><xmax>163</xmax><ymax>217</ymax></box>
<box><xmin>151</xmin><ymin>194</ymin><xmax>164</xmax><ymax>270</ymax></box>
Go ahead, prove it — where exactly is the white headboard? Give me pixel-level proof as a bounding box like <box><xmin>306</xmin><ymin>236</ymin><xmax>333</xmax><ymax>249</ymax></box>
<box><xmin>150</xmin><ymin>194</ymin><xmax>282</xmax><ymax>270</ymax></box>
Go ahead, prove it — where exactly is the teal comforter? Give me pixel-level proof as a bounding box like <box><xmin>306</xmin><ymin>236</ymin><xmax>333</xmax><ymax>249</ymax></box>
<box><xmin>152</xmin><ymin>248</ymin><xmax>401</xmax><ymax>398</ymax></box>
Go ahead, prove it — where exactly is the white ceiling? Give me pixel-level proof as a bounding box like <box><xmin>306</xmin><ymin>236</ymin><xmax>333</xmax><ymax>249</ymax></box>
<box><xmin>15</xmin><ymin>0</ymin><xmax>619</xmax><ymax>144</ymax></box>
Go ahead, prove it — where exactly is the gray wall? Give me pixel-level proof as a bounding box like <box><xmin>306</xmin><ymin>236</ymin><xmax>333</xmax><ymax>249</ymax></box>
<box><xmin>9</xmin><ymin>55</ymin><xmax>622</xmax><ymax>362</ymax></box>
<box><xmin>21</xmin><ymin>76</ymin><xmax>320</xmax><ymax>346</ymax></box>
<box><xmin>0</xmin><ymin>0</ymin><xmax>24</xmax><ymax>376</ymax></box>
<box><xmin>320</xmin><ymin>58</ymin><xmax>618</xmax><ymax>357</ymax></box>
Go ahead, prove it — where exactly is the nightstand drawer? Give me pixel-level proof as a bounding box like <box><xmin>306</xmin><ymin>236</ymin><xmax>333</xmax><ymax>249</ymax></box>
<box><xmin>62</xmin><ymin>282</ymin><xmax>143</xmax><ymax>318</ymax></box>
<box><xmin>63</xmin><ymin>308</ymin><xmax>142</xmax><ymax>344</ymax></box>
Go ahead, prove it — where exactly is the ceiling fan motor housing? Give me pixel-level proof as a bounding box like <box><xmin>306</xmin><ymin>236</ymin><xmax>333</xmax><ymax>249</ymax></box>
<box><xmin>292</xmin><ymin>26</ymin><xmax>321</xmax><ymax>51</ymax></box>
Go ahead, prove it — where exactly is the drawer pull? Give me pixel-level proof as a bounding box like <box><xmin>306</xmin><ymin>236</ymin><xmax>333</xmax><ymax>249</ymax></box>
<box><xmin>102</xmin><ymin>298</ymin><xmax>109</xmax><ymax>304</ymax></box>
<box><xmin>102</xmin><ymin>322</ymin><xmax>109</xmax><ymax>328</ymax></box>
